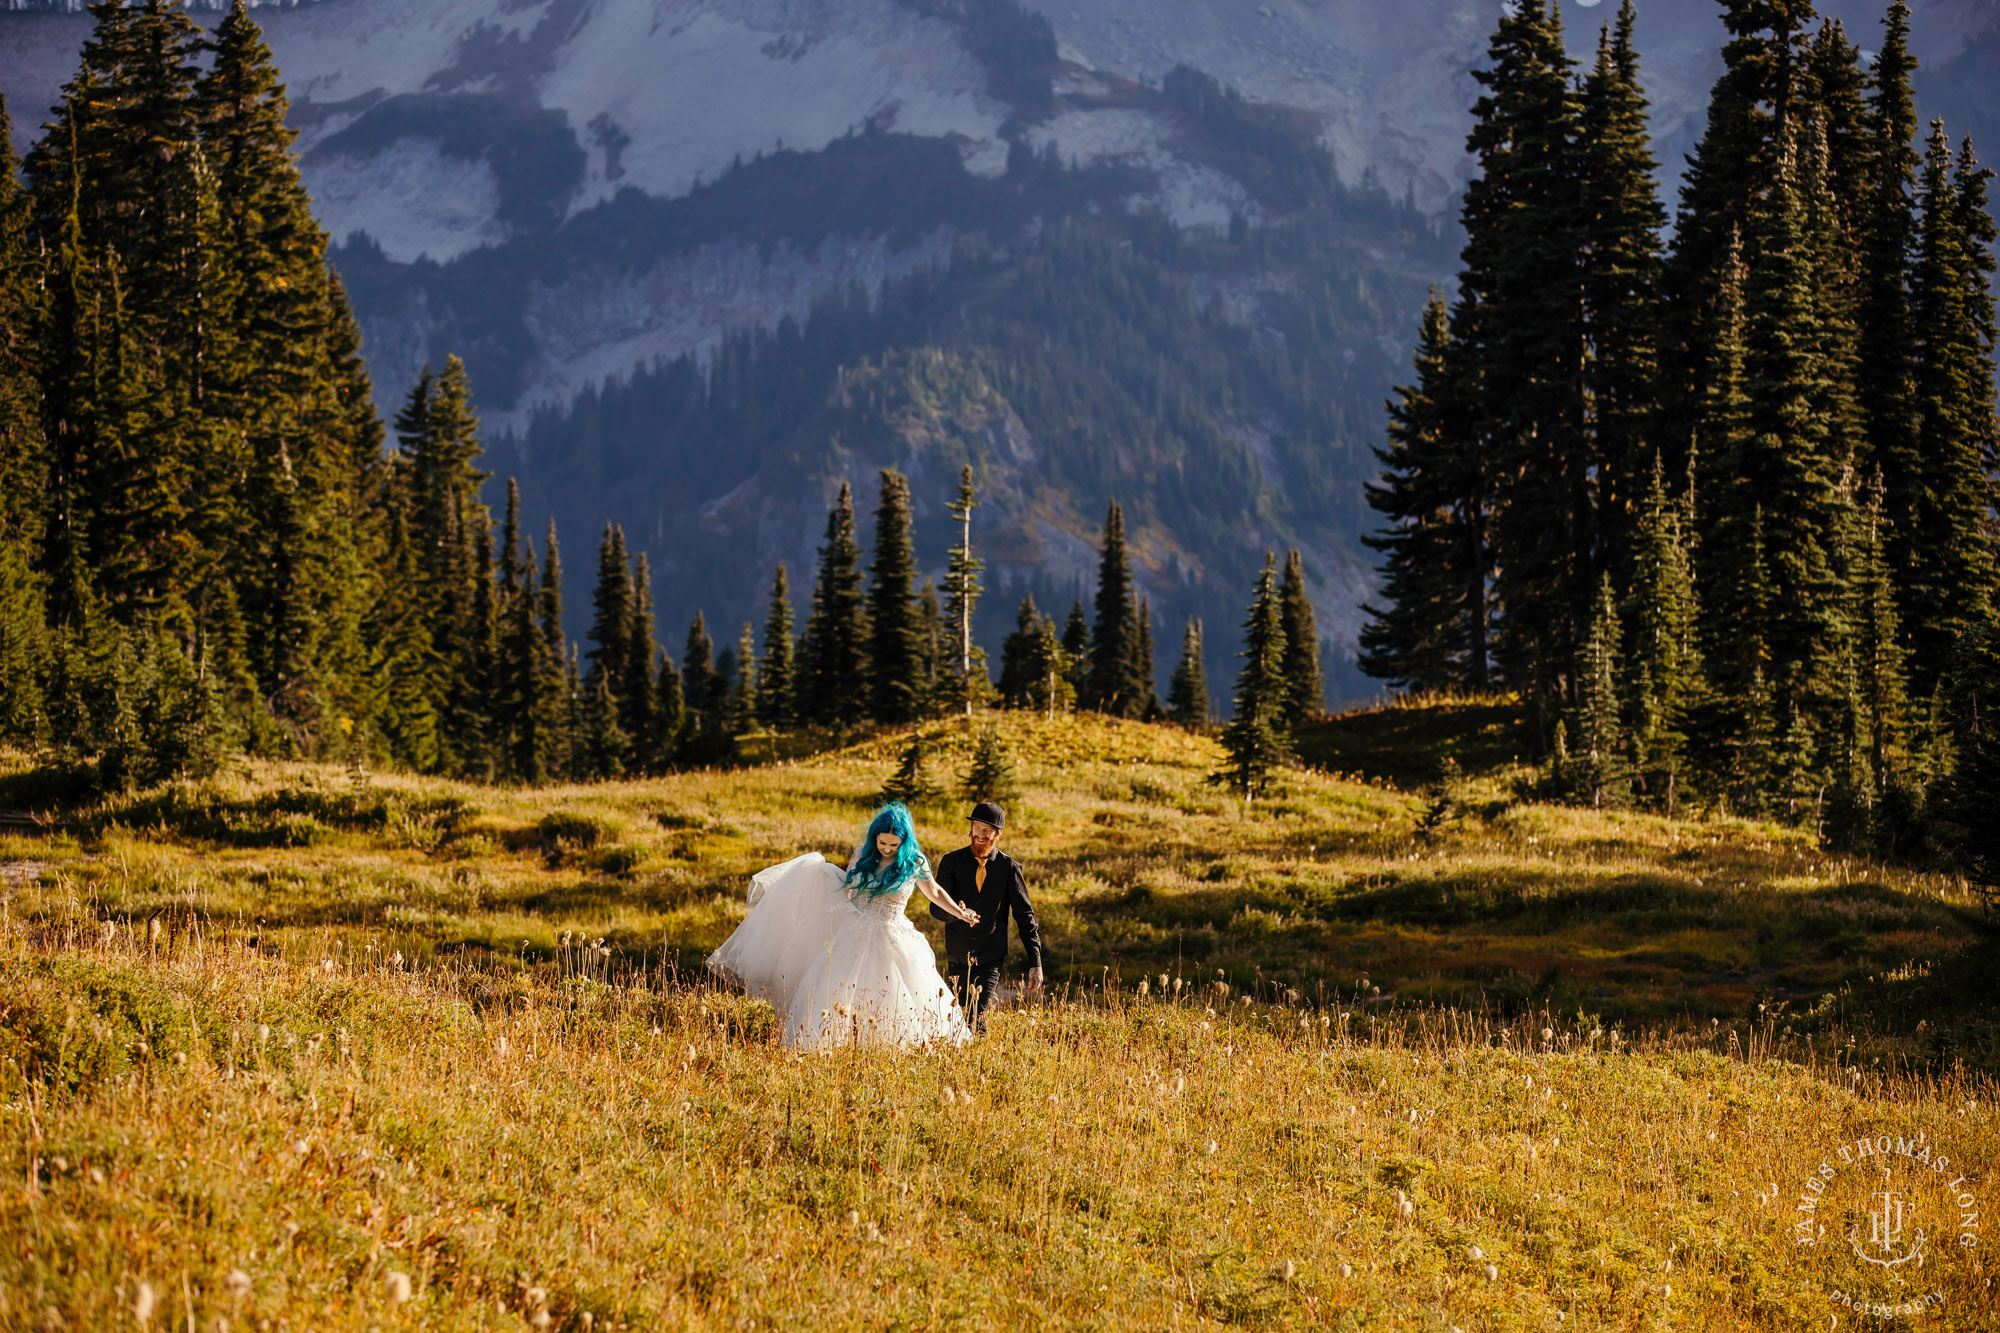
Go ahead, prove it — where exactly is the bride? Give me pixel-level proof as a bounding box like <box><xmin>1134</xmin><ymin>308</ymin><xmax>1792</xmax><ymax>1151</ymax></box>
<box><xmin>707</xmin><ymin>802</ymin><xmax>981</xmax><ymax>1048</ymax></box>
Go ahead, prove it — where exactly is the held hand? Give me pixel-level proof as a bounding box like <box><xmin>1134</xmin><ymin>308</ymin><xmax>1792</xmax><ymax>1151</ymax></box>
<box><xmin>959</xmin><ymin>905</ymin><xmax>982</xmax><ymax>926</ymax></box>
<box><xmin>1026</xmin><ymin>966</ymin><xmax>1044</xmax><ymax>994</ymax></box>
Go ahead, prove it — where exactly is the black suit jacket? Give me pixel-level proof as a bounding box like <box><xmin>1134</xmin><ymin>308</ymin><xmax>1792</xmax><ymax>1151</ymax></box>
<box><xmin>928</xmin><ymin>845</ymin><xmax>1042</xmax><ymax>972</ymax></box>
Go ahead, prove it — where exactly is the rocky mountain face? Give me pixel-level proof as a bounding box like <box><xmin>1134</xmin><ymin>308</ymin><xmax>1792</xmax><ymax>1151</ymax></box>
<box><xmin>3</xmin><ymin>0</ymin><xmax>1995</xmax><ymax>706</ymax></box>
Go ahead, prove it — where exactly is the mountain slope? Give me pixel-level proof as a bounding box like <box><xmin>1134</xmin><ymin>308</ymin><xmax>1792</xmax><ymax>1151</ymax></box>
<box><xmin>3</xmin><ymin>0</ymin><xmax>1995</xmax><ymax>707</ymax></box>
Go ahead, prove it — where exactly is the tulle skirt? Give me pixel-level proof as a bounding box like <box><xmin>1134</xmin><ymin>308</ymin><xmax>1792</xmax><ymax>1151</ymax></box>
<box><xmin>707</xmin><ymin>852</ymin><xmax>972</xmax><ymax>1050</ymax></box>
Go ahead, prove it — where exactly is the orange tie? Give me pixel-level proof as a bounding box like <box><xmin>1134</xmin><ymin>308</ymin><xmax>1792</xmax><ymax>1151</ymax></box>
<box><xmin>975</xmin><ymin>855</ymin><xmax>988</xmax><ymax>894</ymax></box>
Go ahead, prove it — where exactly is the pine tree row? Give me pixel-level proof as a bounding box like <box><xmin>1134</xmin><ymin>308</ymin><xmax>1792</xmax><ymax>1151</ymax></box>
<box><xmin>1361</xmin><ymin>0</ymin><xmax>1999</xmax><ymax>844</ymax></box>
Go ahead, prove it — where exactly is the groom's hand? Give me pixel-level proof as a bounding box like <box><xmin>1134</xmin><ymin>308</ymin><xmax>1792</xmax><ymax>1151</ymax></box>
<box><xmin>1027</xmin><ymin>967</ymin><xmax>1044</xmax><ymax>994</ymax></box>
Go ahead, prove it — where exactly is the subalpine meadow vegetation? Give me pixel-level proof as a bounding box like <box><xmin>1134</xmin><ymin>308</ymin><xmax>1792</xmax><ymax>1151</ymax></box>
<box><xmin>3</xmin><ymin>709</ymin><xmax>1996</xmax><ymax>1329</ymax></box>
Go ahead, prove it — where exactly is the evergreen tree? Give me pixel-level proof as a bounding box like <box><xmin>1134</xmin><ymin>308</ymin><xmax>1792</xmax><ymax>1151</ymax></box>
<box><xmin>26</xmin><ymin>0</ymin><xmax>227</xmax><ymax>642</ymax></box>
<box><xmin>866</xmin><ymin>469</ymin><xmax>924</xmax><ymax>724</ymax></box>
<box><xmin>1697</xmin><ymin>133</ymin><xmax>1853</xmax><ymax>808</ymax></box>
<box><xmin>997</xmin><ymin>595</ymin><xmax>1043</xmax><ymax>706</ymax></box>
<box><xmin>1360</xmin><ymin>292</ymin><xmax>1486</xmax><ymax>691</ymax></box>
<box><xmin>1061</xmin><ymin>599</ymin><xmax>1091</xmax><ymax>701</ymax></box>
<box><xmin>756</xmin><ymin>564</ymin><xmax>797</xmax><ymax>729</ymax></box>
<box><xmin>1956</xmin><ymin>136</ymin><xmax>1999</xmax><ymax>488</ymax></box>
<box><xmin>0</xmin><ymin>93</ymin><xmax>48</xmax><ymax>559</ymax></box>
<box><xmin>1578</xmin><ymin>0</ymin><xmax>1666</xmax><ymax>573</ymax></box>
<box><xmin>560</xmin><ymin>643</ymin><xmax>587</xmax><ymax>782</ymax></box>
<box><xmin>1858</xmin><ymin>0</ymin><xmax>1922</xmax><ymax>568</ymax></box>
<box><xmin>729</xmin><ymin>623</ymin><xmax>759</xmax><ymax>735</ymax></box>
<box><xmin>1905</xmin><ymin>121</ymin><xmax>1999</xmax><ymax>690</ymax></box>
<box><xmin>374</xmin><ymin>504</ymin><xmax>444</xmax><ymax>773</ymax></box>
<box><xmin>1803</xmin><ymin>18</ymin><xmax>1872</xmax><ymax>215</ymax></box>
<box><xmin>197</xmin><ymin>0</ymin><xmax>363</xmax><ymax>742</ymax></box>
<box><xmin>682</xmin><ymin>611</ymin><xmax>720</xmax><ymax>741</ymax></box>
<box><xmin>651</xmin><ymin>648</ymin><xmax>686</xmax><ymax>767</ymax></box>
<box><xmin>960</xmin><ymin>726</ymin><xmax>1018</xmax><ymax>802</ymax></box>
<box><xmin>1565</xmin><ymin>574</ymin><xmax>1626</xmax><ymax>808</ymax></box>
<box><xmin>940</xmin><ymin>465</ymin><xmax>986</xmax><ymax>715</ymax></box>
<box><xmin>587</xmin><ymin>524</ymin><xmax>633</xmax><ymax>690</ymax></box>
<box><xmin>1211</xmin><ymin>554</ymin><xmax>1293</xmax><ymax>798</ymax></box>
<box><xmin>880</xmin><ymin>733</ymin><xmax>940</xmax><ymax>806</ymax></box>
<box><xmin>579</xmin><ymin>669</ymin><xmax>628</xmax><ymax>780</ymax></box>
<box><xmin>0</xmin><ymin>535</ymin><xmax>48</xmax><ymax>745</ymax></box>
<box><xmin>1166</xmin><ymin>617</ymin><xmax>1209</xmax><ymax>728</ymax></box>
<box><xmin>1463</xmin><ymin>0</ymin><xmax>1589</xmax><ymax>725</ymax></box>
<box><xmin>462</xmin><ymin>508</ymin><xmax>501</xmax><ymax>779</ymax></box>
<box><xmin>798</xmin><ymin>482</ymin><xmax>869</xmax><ymax>726</ymax></box>
<box><xmin>1031</xmin><ymin>613</ymin><xmax>1076</xmax><ymax>719</ymax></box>
<box><xmin>536</xmin><ymin>522</ymin><xmax>570</xmax><ymax>777</ymax></box>
<box><xmin>1622</xmin><ymin>454</ymin><xmax>1699</xmax><ymax>805</ymax></box>
<box><xmin>1941</xmin><ymin>616</ymin><xmax>2000</xmax><ymax>903</ymax></box>
<box><xmin>584</xmin><ymin>523</ymin><xmax>634</xmax><ymax>774</ymax></box>
<box><xmin>1132</xmin><ymin>597</ymin><xmax>1159</xmax><ymax>719</ymax></box>
<box><xmin>1087</xmin><ymin>500</ymin><xmax>1147</xmax><ymax>715</ymax></box>
<box><xmin>1661</xmin><ymin>0</ymin><xmax>1817</xmax><ymax>467</ymax></box>
<box><xmin>1277</xmin><ymin>551</ymin><xmax>1323</xmax><ymax>726</ymax></box>
<box><xmin>622</xmin><ymin>552</ymin><xmax>660</xmax><ymax>766</ymax></box>
<box><xmin>1849</xmin><ymin>477</ymin><xmax>1911</xmax><ymax>794</ymax></box>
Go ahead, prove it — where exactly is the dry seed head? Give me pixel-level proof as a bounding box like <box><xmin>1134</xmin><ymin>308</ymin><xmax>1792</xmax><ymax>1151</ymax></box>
<box><xmin>1337</xmin><ymin>1263</ymin><xmax>1353</xmax><ymax>1279</ymax></box>
<box><xmin>1483</xmin><ymin>1264</ymin><xmax>1499</xmax><ymax>1283</ymax></box>
<box><xmin>225</xmin><ymin>1270</ymin><xmax>251</xmax><ymax>1300</ymax></box>
<box><xmin>134</xmin><ymin>1281</ymin><xmax>157</xmax><ymax>1324</ymax></box>
<box><xmin>1202</xmin><ymin>1139</ymin><xmax>1218</xmax><ymax>1156</ymax></box>
<box><xmin>383</xmin><ymin>1271</ymin><xmax>412</xmax><ymax>1304</ymax></box>
<box><xmin>1281</xmin><ymin>1259</ymin><xmax>1296</xmax><ymax>1281</ymax></box>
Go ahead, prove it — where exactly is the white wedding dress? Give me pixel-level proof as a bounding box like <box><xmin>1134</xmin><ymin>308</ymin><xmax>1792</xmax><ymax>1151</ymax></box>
<box><xmin>707</xmin><ymin>852</ymin><xmax>972</xmax><ymax>1049</ymax></box>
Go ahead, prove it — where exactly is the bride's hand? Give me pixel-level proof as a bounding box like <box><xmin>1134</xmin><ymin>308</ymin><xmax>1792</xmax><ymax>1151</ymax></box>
<box><xmin>959</xmin><ymin>906</ymin><xmax>982</xmax><ymax>926</ymax></box>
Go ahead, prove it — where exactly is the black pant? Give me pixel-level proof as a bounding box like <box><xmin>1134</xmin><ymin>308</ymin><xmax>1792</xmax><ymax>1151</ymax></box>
<box><xmin>948</xmin><ymin>953</ymin><xmax>1004</xmax><ymax>1032</ymax></box>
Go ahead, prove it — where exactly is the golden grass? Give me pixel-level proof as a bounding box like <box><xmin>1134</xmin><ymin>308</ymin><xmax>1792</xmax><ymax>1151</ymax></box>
<box><xmin>1</xmin><ymin>711</ymin><xmax>1996</xmax><ymax>1328</ymax></box>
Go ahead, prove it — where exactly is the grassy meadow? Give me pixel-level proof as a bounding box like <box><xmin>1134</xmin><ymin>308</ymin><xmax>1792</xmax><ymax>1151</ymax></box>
<box><xmin>1</xmin><ymin>707</ymin><xmax>1996</xmax><ymax>1329</ymax></box>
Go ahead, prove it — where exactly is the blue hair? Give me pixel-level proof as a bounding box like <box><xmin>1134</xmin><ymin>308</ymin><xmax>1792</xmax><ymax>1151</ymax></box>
<box><xmin>844</xmin><ymin>802</ymin><xmax>925</xmax><ymax>899</ymax></box>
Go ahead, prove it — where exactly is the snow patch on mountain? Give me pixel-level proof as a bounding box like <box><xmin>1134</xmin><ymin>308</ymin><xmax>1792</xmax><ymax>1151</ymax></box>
<box><xmin>541</xmin><ymin>1</ymin><xmax>1005</xmax><ymax>214</ymax></box>
<box><xmin>461</xmin><ymin>227</ymin><xmax>958</xmax><ymax>440</ymax></box>
<box><xmin>312</xmin><ymin>139</ymin><xmax>506</xmax><ymax>263</ymax></box>
<box><xmin>1025</xmin><ymin>106</ymin><xmax>1252</xmax><ymax>229</ymax></box>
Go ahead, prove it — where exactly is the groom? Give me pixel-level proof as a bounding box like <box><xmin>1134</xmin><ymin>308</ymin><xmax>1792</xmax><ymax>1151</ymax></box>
<box><xmin>930</xmin><ymin>801</ymin><xmax>1043</xmax><ymax>1032</ymax></box>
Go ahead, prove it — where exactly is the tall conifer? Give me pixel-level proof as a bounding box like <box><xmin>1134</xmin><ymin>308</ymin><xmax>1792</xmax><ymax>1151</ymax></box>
<box><xmin>1459</xmin><ymin>0</ymin><xmax>1588</xmax><ymax>723</ymax></box>
<box><xmin>1278</xmin><ymin>551</ymin><xmax>1323</xmax><ymax>726</ymax></box>
<box><xmin>1212</xmin><ymin>555</ymin><xmax>1292</xmax><ymax>797</ymax></box>
<box><xmin>1623</xmin><ymin>455</ymin><xmax>1699</xmax><ymax>804</ymax></box>
<box><xmin>1906</xmin><ymin>121</ymin><xmax>1999</xmax><ymax>687</ymax></box>
<box><xmin>1859</xmin><ymin>0</ymin><xmax>1921</xmax><ymax>559</ymax></box>
<box><xmin>757</xmin><ymin>564</ymin><xmax>797</xmax><ymax>729</ymax></box>
<box><xmin>1361</xmin><ymin>293</ymin><xmax>1485</xmax><ymax>691</ymax></box>
<box><xmin>1087</xmin><ymin>501</ymin><xmax>1144</xmax><ymax>715</ymax></box>
<box><xmin>1578</xmin><ymin>0</ymin><xmax>1665</xmax><ymax>571</ymax></box>
<box><xmin>622</xmin><ymin>553</ymin><xmax>659</xmax><ymax>765</ymax></box>
<box><xmin>682</xmin><ymin>612</ymin><xmax>720</xmax><ymax>739</ymax></box>
<box><xmin>798</xmin><ymin>483</ymin><xmax>868</xmax><ymax>726</ymax></box>
<box><xmin>867</xmin><ymin>469</ymin><xmax>923</xmax><ymax>724</ymax></box>
<box><xmin>1166</xmin><ymin>618</ymin><xmax>1209</xmax><ymax>728</ymax></box>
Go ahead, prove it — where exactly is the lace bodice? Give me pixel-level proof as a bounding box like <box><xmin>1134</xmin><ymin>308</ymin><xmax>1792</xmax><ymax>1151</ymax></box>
<box><xmin>843</xmin><ymin>854</ymin><xmax>928</xmax><ymax>921</ymax></box>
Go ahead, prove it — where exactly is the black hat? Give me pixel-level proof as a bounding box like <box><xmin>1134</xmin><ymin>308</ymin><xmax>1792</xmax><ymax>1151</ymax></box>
<box><xmin>968</xmin><ymin>800</ymin><xmax>1006</xmax><ymax>830</ymax></box>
